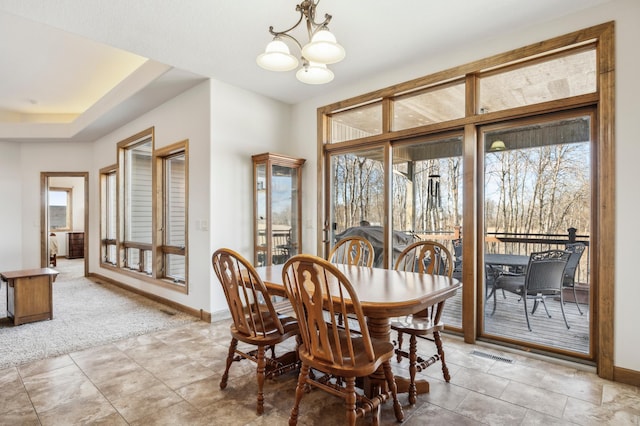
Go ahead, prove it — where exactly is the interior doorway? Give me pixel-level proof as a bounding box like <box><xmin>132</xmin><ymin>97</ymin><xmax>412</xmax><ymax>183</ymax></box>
<box><xmin>40</xmin><ymin>172</ymin><xmax>89</xmax><ymax>277</ymax></box>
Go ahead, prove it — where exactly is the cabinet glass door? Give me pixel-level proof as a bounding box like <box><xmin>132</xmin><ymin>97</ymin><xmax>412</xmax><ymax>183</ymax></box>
<box><xmin>253</xmin><ymin>153</ymin><xmax>305</xmax><ymax>267</ymax></box>
<box><xmin>255</xmin><ymin>164</ymin><xmax>268</xmax><ymax>266</ymax></box>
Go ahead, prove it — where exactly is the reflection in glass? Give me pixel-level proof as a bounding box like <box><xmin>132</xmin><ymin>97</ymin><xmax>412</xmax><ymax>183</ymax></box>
<box><xmin>392</xmin><ymin>81</ymin><xmax>465</xmax><ymax>131</ymax></box>
<box><xmin>479</xmin><ymin>48</ymin><xmax>596</xmax><ymax>113</ymax></box>
<box><xmin>330</xmin><ymin>102</ymin><xmax>382</xmax><ymax>143</ymax></box>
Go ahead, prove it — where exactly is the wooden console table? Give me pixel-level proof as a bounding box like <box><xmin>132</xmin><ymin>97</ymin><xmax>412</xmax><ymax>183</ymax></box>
<box><xmin>1</xmin><ymin>268</ymin><xmax>58</xmax><ymax>325</ymax></box>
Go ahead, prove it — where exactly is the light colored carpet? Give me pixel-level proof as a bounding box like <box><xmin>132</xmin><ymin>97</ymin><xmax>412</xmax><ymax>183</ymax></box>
<box><xmin>0</xmin><ymin>259</ymin><xmax>199</xmax><ymax>369</ymax></box>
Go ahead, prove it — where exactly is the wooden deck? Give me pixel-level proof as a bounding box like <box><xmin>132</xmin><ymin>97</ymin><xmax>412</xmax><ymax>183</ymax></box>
<box><xmin>442</xmin><ymin>289</ymin><xmax>590</xmax><ymax>355</ymax></box>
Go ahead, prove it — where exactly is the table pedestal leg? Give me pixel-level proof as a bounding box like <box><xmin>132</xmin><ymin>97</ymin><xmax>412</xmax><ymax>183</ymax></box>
<box><xmin>366</xmin><ymin>316</ymin><xmax>430</xmax><ymax>400</ymax></box>
<box><xmin>365</xmin><ymin>316</ymin><xmax>404</xmax><ymax>421</ymax></box>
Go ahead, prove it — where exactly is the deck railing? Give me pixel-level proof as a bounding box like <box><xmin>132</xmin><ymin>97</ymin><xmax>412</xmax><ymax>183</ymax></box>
<box><xmin>410</xmin><ymin>226</ymin><xmax>590</xmax><ymax>286</ymax></box>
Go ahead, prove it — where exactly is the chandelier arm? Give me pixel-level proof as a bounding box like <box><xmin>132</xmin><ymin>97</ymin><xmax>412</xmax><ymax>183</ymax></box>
<box><xmin>267</xmin><ymin>11</ymin><xmax>305</xmax><ymax>39</ymax></box>
<box><xmin>271</xmin><ymin>29</ymin><xmax>303</xmax><ymax>52</ymax></box>
<box><xmin>267</xmin><ymin>1</ymin><xmax>334</xmax><ymax>47</ymax></box>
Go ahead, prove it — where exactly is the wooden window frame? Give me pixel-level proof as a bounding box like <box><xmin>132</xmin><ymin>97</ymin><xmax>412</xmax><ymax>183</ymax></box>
<box><xmin>317</xmin><ymin>22</ymin><xmax>615</xmax><ymax>379</ymax></box>
<box><xmin>154</xmin><ymin>140</ymin><xmax>189</xmax><ymax>293</ymax></box>
<box><xmin>99</xmin><ymin>165</ymin><xmax>118</xmax><ymax>266</ymax></box>
<box><xmin>100</xmin><ymin>127</ymin><xmax>189</xmax><ymax>293</ymax></box>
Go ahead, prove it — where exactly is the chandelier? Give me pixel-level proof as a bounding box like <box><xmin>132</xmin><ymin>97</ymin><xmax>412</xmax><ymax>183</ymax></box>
<box><xmin>256</xmin><ymin>0</ymin><xmax>345</xmax><ymax>85</ymax></box>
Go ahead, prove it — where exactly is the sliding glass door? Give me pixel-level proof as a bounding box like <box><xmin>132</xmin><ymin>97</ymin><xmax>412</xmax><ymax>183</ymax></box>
<box><xmin>480</xmin><ymin>111</ymin><xmax>593</xmax><ymax>357</ymax></box>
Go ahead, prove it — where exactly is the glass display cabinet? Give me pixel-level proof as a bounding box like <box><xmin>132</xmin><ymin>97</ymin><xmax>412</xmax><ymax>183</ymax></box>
<box><xmin>252</xmin><ymin>153</ymin><xmax>305</xmax><ymax>267</ymax></box>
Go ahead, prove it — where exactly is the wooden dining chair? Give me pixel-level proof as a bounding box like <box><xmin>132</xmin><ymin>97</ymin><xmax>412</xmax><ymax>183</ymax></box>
<box><xmin>328</xmin><ymin>236</ymin><xmax>375</xmax><ymax>267</ymax></box>
<box><xmin>390</xmin><ymin>240</ymin><xmax>453</xmax><ymax>405</ymax></box>
<box><xmin>211</xmin><ymin>248</ymin><xmax>301</xmax><ymax>415</ymax></box>
<box><xmin>282</xmin><ymin>254</ymin><xmax>404</xmax><ymax>426</ymax></box>
<box><xmin>328</xmin><ymin>236</ymin><xmax>375</xmax><ymax>327</ymax></box>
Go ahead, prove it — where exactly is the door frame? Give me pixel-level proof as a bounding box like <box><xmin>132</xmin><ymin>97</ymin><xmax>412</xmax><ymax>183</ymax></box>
<box><xmin>40</xmin><ymin>172</ymin><xmax>89</xmax><ymax>276</ymax></box>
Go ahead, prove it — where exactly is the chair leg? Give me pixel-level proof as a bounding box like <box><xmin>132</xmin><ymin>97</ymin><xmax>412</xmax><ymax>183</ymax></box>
<box><xmin>492</xmin><ymin>286</ymin><xmax>498</xmax><ymax>314</ymax></box>
<box><xmin>345</xmin><ymin>377</ymin><xmax>357</xmax><ymax>426</ymax></box>
<box><xmin>289</xmin><ymin>363</ymin><xmax>310</xmax><ymax>426</ymax></box>
<box><xmin>408</xmin><ymin>334</ymin><xmax>418</xmax><ymax>405</ymax></box>
<box><xmin>540</xmin><ymin>298</ymin><xmax>552</xmax><ymax>318</ymax></box>
<box><xmin>572</xmin><ymin>286</ymin><xmax>584</xmax><ymax>315</ymax></box>
<box><xmin>396</xmin><ymin>331</ymin><xmax>404</xmax><ymax>363</ymax></box>
<box><xmin>256</xmin><ymin>345</ymin><xmax>266</xmax><ymax>415</ymax></box>
<box><xmin>523</xmin><ymin>297</ymin><xmax>532</xmax><ymax>331</ymax></box>
<box><xmin>559</xmin><ymin>292</ymin><xmax>571</xmax><ymax>330</ymax></box>
<box><xmin>433</xmin><ymin>330</ymin><xmax>450</xmax><ymax>382</ymax></box>
<box><xmin>382</xmin><ymin>360</ymin><xmax>404</xmax><ymax>422</ymax></box>
<box><xmin>531</xmin><ymin>299</ymin><xmax>539</xmax><ymax>315</ymax></box>
<box><xmin>486</xmin><ymin>286</ymin><xmax>496</xmax><ymax>303</ymax></box>
<box><xmin>220</xmin><ymin>337</ymin><xmax>238</xmax><ymax>389</ymax></box>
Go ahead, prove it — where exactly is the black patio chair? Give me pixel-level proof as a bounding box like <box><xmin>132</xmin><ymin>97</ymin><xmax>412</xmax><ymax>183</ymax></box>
<box><xmin>563</xmin><ymin>243</ymin><xmax>586</xmax><ymax>315</ymax></box>
<box><xmin>491</xmin><ymin>249</ymin><xmax>571</xmax><ymax>331</ymax></box>
<box><xmin>451</xmin><ymin>238</ymin><xmax>462</xmax><ymax>279</ymax></box>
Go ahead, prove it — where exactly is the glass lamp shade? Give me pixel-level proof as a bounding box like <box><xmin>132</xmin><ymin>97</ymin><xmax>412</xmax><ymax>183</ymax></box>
<box><xmin>256</xmin><ymin>39</ymin><xmax>299</xmax><ymax>71</ymax></box>
<box><xmin>301</xmin><ymin>28</ymin><xmax>345</xmax><ymax>64</ymax></box>
<box><xmin>490</xmin><ymin>140</ymin><xmax>506</xmax><ymax>151</ymax></box>
<box><xmin>296</xmin><ymin>62</ymin><xmax>334</xmax><ymax>84</ymax></box>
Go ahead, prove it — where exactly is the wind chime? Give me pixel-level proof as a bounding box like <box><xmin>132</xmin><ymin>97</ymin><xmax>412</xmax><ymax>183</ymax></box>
<box><xmin>422</xmin><ymin>173</ymin><xmax>442</xmax><ymax>233</ymax></box>
<box><xmin>427</xmin><ymin>174</ymin><xmax>441</xmax><ymax>211</ymax></box>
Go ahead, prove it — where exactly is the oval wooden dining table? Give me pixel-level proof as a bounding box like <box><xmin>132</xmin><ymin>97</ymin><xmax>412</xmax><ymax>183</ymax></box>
<box><xmin>254</xmin><ymin>263</ymin><xmax>462</xmax><ymax>399</ymax></box>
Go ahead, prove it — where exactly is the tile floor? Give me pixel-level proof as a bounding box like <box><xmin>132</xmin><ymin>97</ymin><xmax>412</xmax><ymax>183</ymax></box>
<box><xmin>1</xmin><ymin>319</ymin><xmax>638</xmax><ymax>425</ymax></box>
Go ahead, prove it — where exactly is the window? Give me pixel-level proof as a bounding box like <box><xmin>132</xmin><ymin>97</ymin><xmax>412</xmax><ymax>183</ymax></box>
<box><xmin>156</xmin><ymin>141</ymin><xmax>188</xmax><ymax>287</ymax></box>
<box><xmin>319</xmin><ymin>23</ymin><xmax>613</xmax><ymax>365</ymax></box>
<box><xmin>330</xmin><ymin>101</ymin><xmax>382</xmax><ymax>143</ymax></box>
<box><xmin>392</xmin><ymin>80</ymin><xmax>465</xmax><ymax>131</ymax></box>
<box><xmin>48</xmin><ymin>188</ymin><xmax>72</xmax><ymax>231</ymax></box>
<box><xmin>478</xmin><ymin>46</ymin><xmax>596</xmax><ymax>114</ymax></box>
<box><xmin>100</xmin><ymin>166</ymin><xmax>117</xmax><ymax>265</ymax></box>
<box><xmin>104</xmin><ymin>127</ymin><xmax>189</xmax><ymax>292</ymax></box>
<box><xmin>121</xmin><ymin>132</ymin><xmax>153</xmax><ymax>274</ymax></box>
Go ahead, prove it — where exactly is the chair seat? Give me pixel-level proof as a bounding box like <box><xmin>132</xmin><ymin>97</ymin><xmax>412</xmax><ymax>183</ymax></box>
<box><xmin>298</xmin><ymin>331</ymin><xmax>395</xmax><ymax>378</ymax></box>
<box><xmin>390</xmin><ymin>316</ymin><xmax>443</xmax><ymax>335</ymax></box>
<box><xmin>230</xmin><ymin>312</ymin><xmax>299</xmax><ymax>344</ymax></box>
<box><xmin>495</xmin><ymin>274</ymin><xmax>525</xmax><ymax>294</ymax></box>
